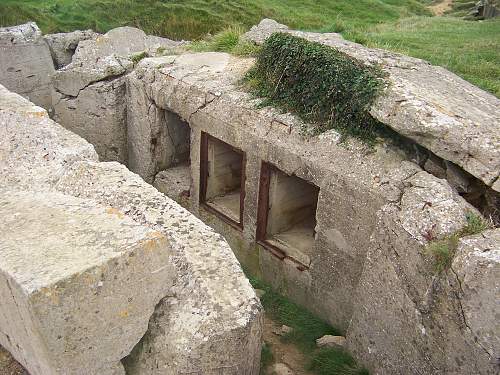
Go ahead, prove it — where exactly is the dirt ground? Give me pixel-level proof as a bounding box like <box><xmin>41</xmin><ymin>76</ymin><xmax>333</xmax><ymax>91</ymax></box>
<box><xmin>429</xmin><ymin>0</ymin><xmax>454</xmax><ymax>15</ymax></box>
<box><xmin>262</xmin><ymin>316</ymin><xmax>314</xmax><ymax>375</ymax></box>
<box><xmin>0</xmin><ymin>346</ymin><xmax>27</xmax><ymax>375</ymax></box>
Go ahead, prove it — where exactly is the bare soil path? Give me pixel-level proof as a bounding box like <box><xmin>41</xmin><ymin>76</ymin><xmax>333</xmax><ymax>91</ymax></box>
<box><xmin>429</xmin><ymin>0</ymin><xmax>454</xmax><ymax>15</ymax></box>
<box><xmin>262</xmin><ymin>316</ymin><xmax>314</xmax><ymax>375</ymax></box>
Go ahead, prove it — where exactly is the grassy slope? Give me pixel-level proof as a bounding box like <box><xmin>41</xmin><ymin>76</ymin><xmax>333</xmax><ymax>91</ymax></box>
<box><xmin>1</xmin><ymin>0</ymin><xmax>499</xmax><ymax>97</ymax></box>
<box><xmin>0</xmin><ymin>0</ymin><xmax>430</xmax><ymax>39</ymax></box>
<box><xmin>364</xmin><ymin>16</ymin><xmax>500</xmax><ymax>97</ymax></box>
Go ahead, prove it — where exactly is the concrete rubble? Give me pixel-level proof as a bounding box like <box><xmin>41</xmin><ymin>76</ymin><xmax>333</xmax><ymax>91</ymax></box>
<box><xmin>0</xmin><ymin>18</ymin><xmax>498</xmax><ymax>375</ymax></box>
<box><xmin>51</xmin><ymin>26</ymin><xmax>184</xmax><ymax>163</ymax></box>
<box><xmin>44</xmin><ymin>30</ymin><xmax>98</xmax><ymax>69</ymax></box>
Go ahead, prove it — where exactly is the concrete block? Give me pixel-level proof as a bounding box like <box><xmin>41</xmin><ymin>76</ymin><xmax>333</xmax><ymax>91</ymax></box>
<box><xmin>0</xmin><ymin>23</ymin><xmax>55</xmax><ymax>109</ymax></box>
<box><xmin>0</xmin><ymin>84</ymin><xmax>97</xmax><ymax>191</ymax></box>
<box><xmin>0</xmin><ymin>190</ymin><xmax>175</xmax><ymax>375</ymax></box>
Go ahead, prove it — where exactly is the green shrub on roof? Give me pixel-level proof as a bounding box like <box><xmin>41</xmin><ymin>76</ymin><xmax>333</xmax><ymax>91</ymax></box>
<box><xmin>245</xmin><ymin>32</ymin><xmax>387</xmax><ymax>143</ymax></box>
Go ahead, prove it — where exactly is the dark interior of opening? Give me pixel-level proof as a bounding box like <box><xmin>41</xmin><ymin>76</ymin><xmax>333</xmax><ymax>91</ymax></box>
<box><xmin>161</xmin><ymin>110</ymin><xmax>191</xmax><ymax>169</ymax></box>
<box><xmin>200</xmin><ymin>133</ymin><xmax>245</xmax><ymax>226</ymax></box>
<box><xmin>257</xmin><ymin>163</ymin><xmax>319</xmax><ymax>264</ymax></box>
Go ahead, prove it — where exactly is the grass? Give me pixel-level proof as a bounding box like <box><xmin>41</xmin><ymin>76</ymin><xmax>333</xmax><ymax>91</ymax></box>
<box><xmin>363</xmin><ymin>16</ymin><xmax>500</xmax><ymax>97</ymax></box>
<box><xmin>260</xmin><ymin>342</ymin><xmax>274</xmax><ymax>374</ymax></box>
<box><xmin>189</xmin><ymin>27</ymin><xmax>261</xmax><ymax>56</ymax></box>
<box><xmin>0</xmin><ymin>0</ymin><xmax>431</xmax><ymax>40</ymax></box>
<box><xmin>249</xmin><ymin>275</ymin><xmax>368</xmax><ymax>375</ymax></box>
<box><xmin>1</xmin><ymin>1</ymin><xmax>498</xmax><ymax>97</ymax></box>
<box><xmin>426</xmin><ymin>212</ymin><xmax>491</xmax><ymax>273</ymax></box>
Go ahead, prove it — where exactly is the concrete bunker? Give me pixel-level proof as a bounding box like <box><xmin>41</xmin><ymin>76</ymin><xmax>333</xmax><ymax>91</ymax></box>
<box><xmin>1</xmin><ymin>19</ymin><xmax>499</xmax><ymax>375</ymax></box>
<box><xmin>200</xmin><ymin>132</ymin><xmax>246</xmax><ymax>227</ymax></box>
<box><xmin>257</xmin><ymin>162</ymin><xmax>319</xmax><ymax>267</ymax></box>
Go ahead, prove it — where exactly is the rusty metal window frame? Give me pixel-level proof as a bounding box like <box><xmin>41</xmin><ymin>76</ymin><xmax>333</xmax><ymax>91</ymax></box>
<box><xmin>199</xmin><ymin>132</ymin><xmax>246</xmax><ymax>230</ymax></box>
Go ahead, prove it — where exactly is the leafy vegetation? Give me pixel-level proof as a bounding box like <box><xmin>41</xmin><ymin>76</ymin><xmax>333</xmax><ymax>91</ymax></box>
<box><xmin>427</xmin><ymin>212</ymin><xmax>491</xmax><ymax>273</ymax></box>
<box><xmin>1</xmin><ymin>0</ymin><xmax>499</xmax><ymax>97</ymax></box>
<box><xmin>249</xmin><ymin>275</ymin><xmax>368</xmax><ymax>375</ymax></box>
<box><xmin>244</xmin><ymin>33</ymin><xmax>386</xmax><ymax>142</ymax></box>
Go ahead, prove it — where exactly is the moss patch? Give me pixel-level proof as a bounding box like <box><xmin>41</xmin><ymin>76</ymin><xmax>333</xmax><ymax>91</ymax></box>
<box><xmin>243</xmin><ymin>33</ymin><xmax>386</xmax><ymax>143</ymax></box>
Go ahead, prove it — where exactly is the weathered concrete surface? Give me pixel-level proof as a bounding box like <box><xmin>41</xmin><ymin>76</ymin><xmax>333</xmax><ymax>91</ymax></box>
<box><xmin>56</xmin><ymin>161</ymin><xmax>263</xmax><ymax>375</ymax></box>
<box><xmin>51</xmin><ymin>26</ymin><xmax>184</xmax><ymax>163</ymax></box>
<box><xmin>53</xmin><ymin>54</ymin><xmax>133</xmax><ymax>98</ymax></box>
<box><xmin>0</xmin><ymin>84</ymin><xmax>98</xmax><ymax>190</ymax></box>
<box><xmin>0</xmin><ymin>22</ymin><xmax>55</xmax><ymax>109</ymax></box>
<box><xmin>127</xmin><ymin>53</ymin><xmax>412</xmax><ymax>331</ymax></box>
<box><xmin>153</xmin><ymin>164</ymin><xmax>192</xmax><ymax>208</ymax></box>
<box><xmin>346</xmin><ymin>172</ymin><xmax>498</xmax><ymax>375</ymax></box>
<box><xmin>53</xmin><ymin>76</ymin><xmax>128</xmax><ymax>163</ymax></box>
<box><xmin>244</xmin><ymin>19</ymin><xmax>500</xmax><ymax>192</ymax></box>
<box><xmin>44</xmin><ymin>30</ymin><xmax>98</xmax><ymax>68</ymax></box>
<box><xmin>452</xmin><ymin>229</ymin><xmax>500</xmax><ymax>363</ymax></box>
<box><xmin>52</xmin><ymin>51</ymin><xmax>131</xmax><ymax>163</ymax></box>
<box><xmin>0</xmin><ymin>345</ymin><xmax>27</xmax><ymax>375</ymax></box>
<box><xmin>71</xmin><ymin>26</ymin><xmax>182</xmax><ymax>65</ymax></box>
<box><xmin>0</xmin><ymin>190</ymin><xmax>174</xmax><ymax>375</ymax></box>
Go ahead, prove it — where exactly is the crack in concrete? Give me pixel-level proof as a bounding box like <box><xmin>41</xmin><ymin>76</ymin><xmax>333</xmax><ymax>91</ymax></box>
<box><xmin>188</xmin><ymin>92</ymin><xmax>217</xmax><ymax>123</ymax></box>
<box><xmin>449</xmin><ymin>264</ymin><xmax>493</xmax><ymax>360</ymax></box>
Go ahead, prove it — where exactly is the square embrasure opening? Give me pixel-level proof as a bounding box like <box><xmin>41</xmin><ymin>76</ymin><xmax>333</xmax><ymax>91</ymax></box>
<box><xmin>257</xmin><ymin>163</ymin><xmax>319</xmax><ymax>266</ymax></box>
<box><xmin>200</xmin><ymin>132</ymin><xmax>245</xmax><ymax>227</ymax></box>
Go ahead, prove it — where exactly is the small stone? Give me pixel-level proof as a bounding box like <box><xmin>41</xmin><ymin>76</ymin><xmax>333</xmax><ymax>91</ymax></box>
<box><xmin>273</xmin><ymin>325</ymin><xmax>293</xmax><ymax>336</ymax></box>
<box><xmin>316</xmin><ymin>335</ymin><xmax>346</xmax><ymax>348</ymax></box>
<box><xmin>254</xmin><ymin>289</ymin><xmax>266</xmax><ymax>298</ymax></box>
<box><xmin>270</xmin><ymin>363</ymin><xmax>295</xmax><ymax>375</ymax></box>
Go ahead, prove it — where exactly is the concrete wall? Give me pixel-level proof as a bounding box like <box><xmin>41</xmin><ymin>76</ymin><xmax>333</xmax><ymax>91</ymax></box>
<box><xmin>128</xmin><ymin>53</ymin><xmax>499</xmax><ymax>375</ymax></box>
<box><xmin>127</xmin><ymin>54</ymin><xmax>403</xmax><ymax>332</ymax></box>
